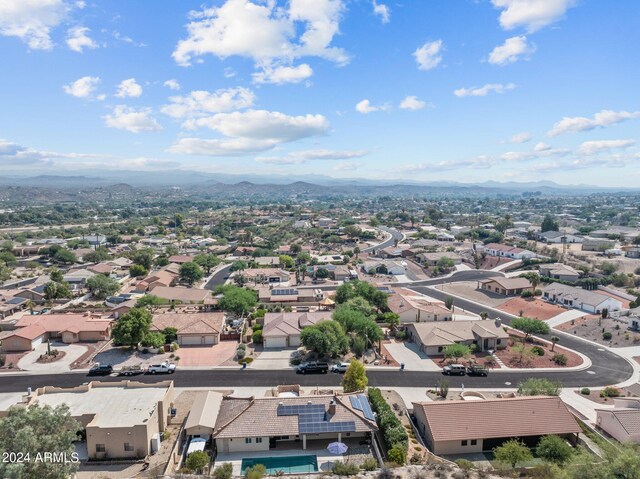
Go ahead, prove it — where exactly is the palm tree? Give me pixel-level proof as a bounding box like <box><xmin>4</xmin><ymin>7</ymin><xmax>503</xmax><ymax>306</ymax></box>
<box><xmin>550</xmin><ymin>336</ymin><xmax>560</xmax><ymax>352</ymax></box>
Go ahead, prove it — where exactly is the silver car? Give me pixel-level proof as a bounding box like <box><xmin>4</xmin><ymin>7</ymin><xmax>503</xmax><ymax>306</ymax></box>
<box><xmin>331</xmin><ymin>362</ymin><xmax>350</xmax><ymax>373</ymax></box>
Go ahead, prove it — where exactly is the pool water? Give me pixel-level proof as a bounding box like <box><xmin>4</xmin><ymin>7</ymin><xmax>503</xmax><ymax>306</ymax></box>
<box><xmin>241</xmin><ymin>455</ymin><xmax>319</xmax><ymax>474</ymax></box>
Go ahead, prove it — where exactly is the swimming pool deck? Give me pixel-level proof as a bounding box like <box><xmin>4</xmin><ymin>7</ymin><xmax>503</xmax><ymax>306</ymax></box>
<box><xmin>216</xmin><ymin>439</ymin><xmax>372</xmax><ymax>476</ymax></box>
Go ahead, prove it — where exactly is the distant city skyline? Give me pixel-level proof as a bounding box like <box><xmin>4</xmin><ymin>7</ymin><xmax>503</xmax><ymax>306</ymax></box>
<box><xmin>0</xmin><ymin>0</ymin><xmax>638</xmax><ymax>186</ymax></box>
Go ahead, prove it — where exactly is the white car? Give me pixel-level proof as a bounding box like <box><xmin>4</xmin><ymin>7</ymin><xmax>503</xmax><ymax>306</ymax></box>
<box><xmin>147</xmin><ymin>362</ymin><xmax>176</xmax><ymax>374</ymax></box>
<box><xmin>331</xmin><ymin>362</ymin><xmax>350</xmax><ymax>373</ymax></box>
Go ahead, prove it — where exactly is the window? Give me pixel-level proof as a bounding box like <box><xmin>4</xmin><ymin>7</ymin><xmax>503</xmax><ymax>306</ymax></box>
<box><xmin>471</xmin><ymin>440</ymin><xmax>477</xmax><ymax>446</ymax></box>
<box><xmin>461</xmin><ymin>440</ymin><xmax>467</xmax><ymax>446</ymax></box>
<box><xmin>438</xmin><ymin>346</ymin><xmax>443</xmax><ymax>353</ymax></box>
<box><xmin>497</xmin><ymin>339</ymin><xmax>502</xmax><ymax>345</ymax></box>
<box><xmin>124</xmin><ymin>443</ymin><xmax>134</xmax><ymax>452</ymax></box>
<box><xmin>245</xmin><ymin>438</ymin><xmax>252</xmax><ymax>444</ymax></box>
<box><xmin>96</xmin><ymin>444</ymin><xmax>106</xmax><ymax>453</ymax></box>
<box><xmin>256</xmin><ymin>438</ymin><xmax>263</xmax><ymax>443</ymax></box>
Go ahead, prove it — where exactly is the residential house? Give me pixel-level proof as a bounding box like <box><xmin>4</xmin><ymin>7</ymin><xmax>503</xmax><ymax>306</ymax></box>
<box><xmin>241</xmin><ymin>268</ymin><xmax>291</xmax><ymax>285</ymax></box>
<box><xmin>417</xmin><ymin>252</ymin><xmax>463</xmax><ymax>267</ymax></box>
<box><xmin>387</xmin><ymin>289</ymin><xmax>452</xmax><ymax>323</ymax></box>
<box><xmin>406</xmin><ymin>319</ymin><xmax>509</xmax><ymax>355</ymax></box>
<box><xmin>63</xmin><ymin>268</ymin><xmax>96</xmax><ymax>286</ymax></box>
<box><xmin>538</xmin><ymin>231</ymin><xmax>583</xmax><ymax>244</ymax></box>
<box><xmin>262</xmin><ymin>311</ymin><xmax>333</xmax><ymax>348</ymax></box>
<box><xmin>0</xmin><ymin>313</ymin><xmax>112</xmax><ymax>351</ymax></box>
<box><xmin>167</xmin><ymin>255</ymin><xmax>193</xmax><ymax>264</ymax></box>
<box><xmin>628</xmin><ymin>307</ymin><xmax>640</xmax><ymax>331</ymax></box>
<box><xmin>582</xmin><ymin>237</ymin><xmax>616</xmax><ymax>252</ymax></box>
<box><xmin>412</xmin><ymin>396</ymin><xmax>580</xmax><ymax>455</ymax></box>
<box><xmin>185</xmin><ymin>391</ymin><xmax>224</xmax><ymax>439</ymax></box>
<box><xmin>590</xmin><ymin>227</ymin><xmax>640</xmax><ymax>241</ymax></box>
<box><xmin>596</xmin><ymin>397</ymin><xmax>640</xmax><ymax>443</ymax></box>
<box><xmin>17</xmin><ymin>381</ymin><xmax>174</xmax><ymax>459</ymax></box>
<box><xmin>624</xmin><ymin>247</ymin><xmax>640</xmax><ymax>259</ymax></box>
<box><xmin>0</xmin><ymin>293</ymin><xmax>28</xmax><ymax>319</ymax></box>
<box><xmin>362</xmin><ymin>260</ymin><xmax>407</xmax><ymax>275</ymax></box>
<box><xmin>146</xmin><ymin>286</ymin><xmax>213</xmax><ymax>306</ymax></box>
<box><xmin>539</xmin><ymin>263</ymin><xmax>581</xmax><ymax>282</ymax></box>
<box><xmin>542</xmin><ymin>283</ymin><xmax>622</xmax><ymax>313</ymax></box>
<box><xmin>478</xmin><ymin>277</ymin><xmax>534</xmax><ymax>296</ymax></box>
<box><xmin>483</xmin><ymin>243</ymin><xmax>537</xmax><ymax>260</ymax></box>
<box><xmin>256</xmin><ymin>287</ymin><xmax>323</xmax><ymax>305</ymax></box>
<box><xmin>136</xmin><ymin>270</ymin><xmax>177</xmax><ymax>292</ymax></box>
<box><xmin>151</xmin><ymin>312</ymin><xmax>224</xmax><ymax>346</ymax></box>
<box><xmin>213</xmin><ymin>393</ymin><xmax>377</xmax><ymax>453</ymax></box>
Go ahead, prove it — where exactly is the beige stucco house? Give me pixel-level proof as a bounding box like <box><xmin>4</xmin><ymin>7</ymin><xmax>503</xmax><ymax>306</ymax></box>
<box><xmin>596</xmin><ymin>397</ymin><xmax>640</xmax><ymax>443</ymax></box>
<box><xmin>406</xmin><ymin>319</ymin><xmax>509</xmax><ymax>355</ymax></box>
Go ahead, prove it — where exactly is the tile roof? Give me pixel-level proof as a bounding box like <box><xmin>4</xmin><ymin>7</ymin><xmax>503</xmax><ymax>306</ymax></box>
<box><xmin>413</xmin><ymin>397</ymin><xmax>580</xmax><ymax>442</ymax></box>
<box><xmin>262</xmin><ymin>312</ymin><xmax>332</xmax><ymax>338</ymax></box>
<box><xmin>214</xmin><ymin>394</ymin><xmax>377</xmax><ymax>439</ymax></box>
<box><xmin>409</xmin><ymin>320</ymin><xmax>508</xmax><ymax>347</ymax></box>
<box><xmin>479</xmin><ymin>277</ymin><xmax>533</xmax><ymax>290</ymax></box>
<box><xmin>152</xmin><ymin>312</ymin><xmax>224</xmax><ymax>335</ymax></box>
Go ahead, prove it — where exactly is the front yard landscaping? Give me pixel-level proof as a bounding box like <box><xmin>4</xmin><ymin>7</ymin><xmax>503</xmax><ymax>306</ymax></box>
<box><xmin>556</xmin><ymin>315</ymin><xmax>640</xmax><ymax>347</ymax></box>
<box><xmin>494</xmin><ymin>332</ymin><xmax>583</xmax><ymax>369</ymax></box>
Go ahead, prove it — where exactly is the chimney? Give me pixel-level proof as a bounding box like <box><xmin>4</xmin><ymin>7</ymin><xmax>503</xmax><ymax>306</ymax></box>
<box><xmin>495</xmin><ymin>317</ymin><xmax>502</xmax><ymax>327</ymax></box>
<box><xmin>328</xmin><ymin>400</ymin><xmax>336</xmax><ymax>415</ymax></box>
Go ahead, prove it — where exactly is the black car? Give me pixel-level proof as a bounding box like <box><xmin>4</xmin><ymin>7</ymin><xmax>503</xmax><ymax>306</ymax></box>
<box><xmin>296</xmin><ymin>361</ymin><xmax>329</xmax><ymax>374</ymax></box>
<box><xmin>88</xmin><ymin>364</ymin><xmax>113</xmax><ymax>376</ymax></box>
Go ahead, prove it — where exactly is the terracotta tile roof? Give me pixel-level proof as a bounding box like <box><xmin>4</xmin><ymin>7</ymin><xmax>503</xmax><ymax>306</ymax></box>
<box><xmin>147</xmin><ymin>286</ymin><xmax>209</xmax><ymax>303</ymax></box>
<box><xmin>413</xmin><ymin>397</ymin><xmax>580</xmax><ymax>442</ymax></box>
<box><xmin>262</xmin><ymin>312</ymin><xmax>331</xmax><ymax>338</ymax></box>
<box><xmin>6</xmin><ymin>314</ymin><xmax>111</xmax><ymax>340</ymax></box>
<box><xmin>479</xmin><ymin>277</ymin><xmax>533</xmax><ymax>290</ymax></box>
<box><xmin>214</xmin><ymin>394</ymin><xmax>377</xmax><ymax>439</ymax></box>
<box><xmin>408</xmin><ymin>320</ymin><xmax>508</xmax><ymax>347</ymax></box>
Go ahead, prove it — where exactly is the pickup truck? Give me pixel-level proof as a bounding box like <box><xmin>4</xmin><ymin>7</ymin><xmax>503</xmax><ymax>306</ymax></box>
<box><xmin>466</xmin><ymin>364</ymin><xmax>489</xmax><ymax>376</ymax></box>
<box><xmin>147</xmin><ymin>362</ymin><xmax>176</xmax><ymax>374</ymax></box>
<box><xmin>296</xmin><ymin>361</ymin><xmax>329</xmax><ymax>374</ymax></box>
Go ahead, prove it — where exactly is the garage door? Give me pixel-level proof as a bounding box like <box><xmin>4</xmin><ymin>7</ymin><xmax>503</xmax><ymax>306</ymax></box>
<box><xmin>179</xmin><ymin>335</ymin><xmax>202</xmax><ymax>346</ymax></box>
<box><xmin>265</xmin><ymin>336</ymin><xmax>287</xmax><ymax>349</ymax></box>
<box><xmin>31</xmin><ymin>335</ymin><xmax>45</xmax><ymax>349</ymax></box>
<box><xmin>202</xmin><ymin>335</ymin><xmax>216</xmax><ymax>345</ymax></box>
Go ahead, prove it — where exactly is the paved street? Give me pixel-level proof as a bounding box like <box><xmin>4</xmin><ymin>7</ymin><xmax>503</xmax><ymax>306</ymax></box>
<box><xmin>203</xmin><ymin>263</ymin><xmax>232</xmax><ymax>291</ymax></box>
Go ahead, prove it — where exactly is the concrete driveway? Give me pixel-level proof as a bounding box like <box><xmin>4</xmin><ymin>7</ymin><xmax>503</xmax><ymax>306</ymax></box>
<box><xmin>18</xmin><ymin>342</ymin><xmax>87</xmax><ymax>372</ymax></box>
<box><xmin>383</xmin><ymin>342</ymin><xmax>441</xmax><ymax>371</ymax></box>
<box><xmin>251</xmin><ymin>348</ymin><xmax>296</xmax><ymax>370</ymax></box>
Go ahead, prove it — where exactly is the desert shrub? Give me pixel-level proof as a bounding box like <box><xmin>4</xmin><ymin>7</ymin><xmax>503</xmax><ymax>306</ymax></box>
<box><xmin>409</xmin><ymin>453</ymin><xmax>422</xmax><ymax>465</ymax></box>
<box><xmin>581</xmin><ymin>387</ymin><xmax>591</xmax><ymax>395</ymax></box>
<box><xmin>238</xmin><ymin>357</ymin><xmax>254</xmax><ymax>365</ymax></box>
<box><xmin>361</xmin><ymin>458</ymin><xmax>378</xmax><ymax>471</ymax></box>
<box><xmin>387</xmin><ymin>445</ymin><xmax>407</xmax><ymax>465</ymax></box>
<box><xmin>521</xmin><ymin>290</ymin><xmax>534</xmax><ymax>298</ymax></box>
<box><xmin>603</xmin><ymin>331</ymin><xmax>613</xmax><ymax>340</ymax></box>
<box><xmin>552</xmin><ymin>354</ymin><xmax>567</xmax><ymax>365</ymax></box>
<box><xmin>331</xmin><ymin>461</ymin><xmax>359</xmax><ymax>476</ymax></box>
<box><xmin>214</xmin><ymin>463</ymin><xmax>233</xmax><ymax>479</ymax></box>
<box><xmin>600</xmin><ymin>386</ymin><xmax>621</xmax><ymax>398</ymax></box>
<box><xmin>236</xmin><ymin>348</ymin><xmax>246</xmax><ymax>359</ymax></box>
<box><xmin>245</xmin><ymin>464</ymin><xmax>267</xmax><ymax>479</ymax></box>
<box><xmin>395</xmin><ymin>330</ymin><xmax>407</xmax><ymax>340</ymax></box>
<box><xmin>237</xmin><ymin>343</ymin><xmax>247</xmax><ymax>350</ymax></box>
<box><xmin>455</xmin><ymin>459</ymin><xmax>474</xmax><ymax>471</ymax></box>
<box><xmin>531</xmin><ymin>346</ymin><xmax>545</xmax><ymax>356</ymax></box>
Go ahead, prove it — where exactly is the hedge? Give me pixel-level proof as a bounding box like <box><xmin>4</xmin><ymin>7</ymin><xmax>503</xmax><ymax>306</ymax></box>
<box><xmin>368</xmin><ymin>388</ymin><xmax>408</xmax><ymax>455</ymax></box>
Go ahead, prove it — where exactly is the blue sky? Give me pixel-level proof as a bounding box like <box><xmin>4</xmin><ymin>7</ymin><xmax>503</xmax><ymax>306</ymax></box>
<box><xmin>0</xmin><ymin>0</ymin><xmax>639</xmax><ymax>185</ymax></box>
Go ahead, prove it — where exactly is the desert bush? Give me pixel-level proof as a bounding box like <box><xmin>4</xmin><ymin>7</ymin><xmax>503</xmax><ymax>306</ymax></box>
<box><xmin>552</xmin><ymin>354</ymin><xmax>568</xmax><ymax>366</ymax></box>
<box><xmin>581</xmin><ymin>387</ymin><xmax>591</xmax><ymax>395</ymax></box>
<box><xmin>361</xmin><ymin>458</ymin><xmax>378</xmax><ymax>471</ymax></box>
<box><xmin>213</xmin><ymin>463</ymin><xmax>233</xmax><ymax>479</ymax></box>
<box><xmin>331</xmin><ymin>461</ymin><xmax>359</xmax><ymax>476</ymax></box>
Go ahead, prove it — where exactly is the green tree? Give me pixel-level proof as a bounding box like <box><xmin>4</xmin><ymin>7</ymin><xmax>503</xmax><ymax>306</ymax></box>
<box><xmin>443</xmin><ymin>343</ymin><xmax>472</xmax><ymax>360</ymax></box>
<box><xmin>179</xmin><ymin>261</ymin><xmax>204</xmax><ymax>286</ymax></box>
<box><xmin>0</xmin><ymin>403</ymin><xmax>81</xmax><ymax>479</ymax></box>
<box><xmin>278</xmin><ymin>255</ymin><xmax>295</xmax><ymax>269</ymax></box>
<box><xmin>112</xmin><ymin>308</ymin><xmax>153</xmax><ymax>348</ymax></box>
<box><xmin>343</xmin><ymin>297</ymin><xmax>374</xmax><ymax>316</ymax></box>
<box><xmin>43</xmin><ymin>281</ymin><xmax>71</xmax><ymax>302</ymax></box>
<box><xmin>135</xmin><ymin>294</ymin><xmax>168</xmax><ymax>312</ymax></box>
<box><xmin>129</xmin><ymin>264</ymin><xmax>148</xmax><ymax>278</ymax></box>
<box><xmin>300</xmin><ymin>320</ymin><xmax>349</xmax><ymax>357</ymax></box>
<box><xmin>53</xmin><ymin>249</ymin><xmax>76</xmax><ymax>264</ymax></box>
<box><xmin>550</xmin><ymin>335</ymin><xmax>560</xmax><ymax>352</ymax></box>
<box><xmin>342</xmin><ymin>360</ymin><xmax>368</xmax><ymax>393</ymax></box>
<box><xmin>84</xmin><ymin>248</ymin><xmax>110</xmax><ymax>263</ymax></box>
<box><xmin>86</xmin><ymin>275</ymin><xmax>120</xmax><ymax>300</ymax></box>
<box><xmin>517</xmin><ymin>377</ymin><xmax>562</xmax><ymax>396</ymax></box>
<box><xmin>541</xmin><ymin>215</ymin><xmax>559</xmax><ymax>233</ymax></box>
<box><xmin>382</xmin><ymin>312</ymin><xmax>400</xmax><ymax>330</ymax></box>
<box><xmin>141</xmin><ymin>331</ymin><xmax>165</xmax><ymax>348</ymax></box>
<box><xmin>213</xmin><ymin>463</ymin><xmax>233</xmax><ymax>479</ymax></box>
<box><xmin>230</xmin><ymin>260</ymin><xmax>247</xmax><ymax>272</ymax></box>
<box><xmin>131</xmin><ymin>248</ymin><xmax>154</xmax><ymax>270</ymax></box>
<box><xmin>494</xmin><ymin>439</ymin><xmax>532</xmax><ymax>468</ymax></box>
<box><xmin>437</xmin><ymin>257</ymin><xmax>456</xmax><ymax>270</ymax></box>
<box><xmin>315</xmin><ymin>267</ymin><xmax>330</xmax><ymax>279</ymax></box>
<box><xmin>0</xmin><ymin>251</ymin><xmax>17</xmax><ymax>265</ymax></box>
<box><xmin>185</xmin><ymin>450</ymin><xmax>209</xmax><ymax>473</ymax></box>
<box><xmin>444</xmin><ymin>296</ymin><xmax>454</xmax><ymax>310</ymax></box>
<box><xmin>162</xmin><ymin>327</ymin><xmax>178</xmax><ymax>343</ymax></box>
<box><xmin>49</xmin><ymin>268</ymin><xmax>64</xmax><ymax>283</ymax></box>
<box><xmin>218</xmin><ymin>286</ymin><xmax>257</xmax><ymax>316</ymax></box>
<box><xmin>536</xmin><ymin>435</ymin><xmax>573</xmax><ymax>465</ymax></box>
<box><xmin>510</xmin><ymin>317</ymin><xmax>550</xmax><ymax>342</ymax></box>
<box><xmin>194</xmin><ymin>253</ymin><xmax>221</xmax><ymax>274</ymax></box>
<box><xmin>290</xmin><ymin>243</ymin><xmax>302</xmax><ymax>255</ymax></box>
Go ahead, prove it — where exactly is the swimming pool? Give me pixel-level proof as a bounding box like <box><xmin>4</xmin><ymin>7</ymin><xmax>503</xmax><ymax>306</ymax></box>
<box><xmin>241</xmin><ymin>455</ymin><xmax>319</xmax><ymax>474</ymax></box>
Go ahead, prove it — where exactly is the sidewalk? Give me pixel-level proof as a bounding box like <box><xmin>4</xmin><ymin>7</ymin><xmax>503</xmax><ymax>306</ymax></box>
<box><xmin>560</xmin><ymin>388</ymin><xmax>613</xmax><ymax>424</ymax></box>
<box><xmin>546</xmin><ymin>309</ymin><xmax>587</xmax><ymax>328</ymax></box>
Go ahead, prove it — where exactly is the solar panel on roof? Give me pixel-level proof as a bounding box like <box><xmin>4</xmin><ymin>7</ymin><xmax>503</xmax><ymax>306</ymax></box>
<box><xmin>277</xmin><ymin>403</ymin><xmax>325</xmax><ymax>416</ymax></box>
<box><xmin>299</xmin><ymin>421</ymin><xmax>356</xmax><ymax>434</ymax></box>
<box><xmin>272</xmin><ymin>288</ymin><xmax>299</xmax><ymax>296</ymax></box>
<box><xmin>350</xmin><ymin>395</ymin><xmax>375</xmax><ymax>421</ymax></box>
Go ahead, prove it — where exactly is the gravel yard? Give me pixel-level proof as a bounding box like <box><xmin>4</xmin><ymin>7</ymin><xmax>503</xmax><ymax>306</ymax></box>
<box><xmin>497</xmin><ymin>297</ymin><xmax>567</xmax><ymax>321</ymax></box>
<box><xmin>438</xmin><ymin>282</ymin><xmax>510</xmax><ymax>308</ymax></box>
<box><xmin>556</xmin><ymin>315</ymin><xmax>640</xmax><ymax>348</ymax></box>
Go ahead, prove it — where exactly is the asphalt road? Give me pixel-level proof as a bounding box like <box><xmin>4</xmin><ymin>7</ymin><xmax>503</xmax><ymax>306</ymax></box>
<box><xmin>203</xmin><ymin>263</ymin><xmax>232</xmax><ymax>291</ymax></box>
<box><xmin>362</xmin><ymin>226</ymin><xmax>404</xmax><ymax>253</ymax></box>
<box><xmin>409</xmin><ymin>285</ymin><xmax>634</xmax><ymax>387</ymax></box>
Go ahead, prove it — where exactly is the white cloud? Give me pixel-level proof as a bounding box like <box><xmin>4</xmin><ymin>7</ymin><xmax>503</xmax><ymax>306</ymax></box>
<box><xmin>488</xmin><ymin>35</ymin><xmax>534</xmax><ymax>65</ymax></box>
<box><xmin>103</xmin><ymin>105</ymin><xmax>162</xmax><ymax>133</ymax></box>
<box><xmin>162</xmin><ymin>87</ymin><xmax>255</xmax><ymax>119</ymax></box>
<box><xmin>399</xmin><ymin>96</ymin><xmax>428</xmax><ymax>111</ymax></box>
<box><xmin>509</xmin><ymin>132</ymin><xmax>531</xmax><ymax>144</ymax></box>
<box><xmin>63</xmin><ymin>76</ymin><xmax>101</xmax><ymax>99</ymax></box>
<box><xmin>533</xmin><ymin>142</ymin><xmax>551</xmax><ymax>152</ymax></box>
<box><xmin>355</xmin><ymin>99</ymin><xmax>390</xmax><ymax>114</ymax></box>
<box><xmin>171</xmin><ymin>109</ymin><xmax>330</xmax><ymax>156</ymax></box>
<box><xmin>115</xmin><ymin>78</ymin><xmax>143</xmax><ymax>98</ymax></box>
<box><xmin>492</xmin><ymin>0</ymin><xmax>577</xmax><ymax>33</ymax></box>
<box><xmin>172</xmin><ymin>0</ymin><xmax>348</xmax><ymax>77</ymax></box>
<box><xmin>163</xmin><ymin>79</ymin><xmax>181</xmax><ymax>91</ymax></box>
<box><xmin>372</xmin><ymin>1</ymin><xmax>390</xmax><ymax>24</ymax></box>
<box><xmin>256</xmin><ymin>149</ymin><xmax>366</xmax><ymax>164</ymax></box>
<box><xmin>578</xmin><ymin>139</ymin><xmax>636</xmax><ymax>155</ymax></box>
<box><xmin>252</xmin><ymin>64</ymin><xmax>313</xmax><ymax>85</ymax></box>
<box><xmin>548</xmin><ymin>109</ymin><xmax>640</xmax><ymax>136</ymax></box>
<box><xmin>454</xmin><ymin>83</ymin><xmax>515</xmax><ymax>97</ymax></box>
<box><xmin>66</xmin><ymin>26</ymin><xmax>97</xmax><ymax>52</ymax></box>
<box><xmin>0</xmin><ymin>0</ymin><xmax>69</xmax><ymax>50</ymax></box>
<box><xmin>224</xmin><ymin>67</ymin><xmax>237</xmax><ymax>78</ymax></box>
<box><xmin>413</xmin><ymin>40</ymin><xmax>443</xmax><ymax>71</ymax></box>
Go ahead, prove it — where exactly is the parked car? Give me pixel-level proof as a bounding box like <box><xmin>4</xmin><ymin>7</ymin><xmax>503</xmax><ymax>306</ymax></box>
<box><xmin>147</xmin><ymin>362</ymin><xmax>176</xmax><ymax>374</ymax></box>
<box><xmin>296</xmin><ymin>361</ymin><xmax>329</xmax><ymax>374</ymax></box>
<box><xmin>467</xmin><ymin>364</ymin><xmax>489</xmax><ymax>376</ymax></box>
<box><xmin>118</xmin><ymin>364</ymin><xmax>144</xmax><ymax>376</ymax></box>
<box><xmin>88</xmin><ymin>363</ymin><xmax>113</xmax><ymax>376</ymax></box>
<box><xmin>331</xmin><ymin>362</ymin><xmax>350</xmax><ymax>373</ymax></box>
<box><xmin>442</xmin><ymin>364</ymin><xmax>466</xmax><ymax>376</ymax></box>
